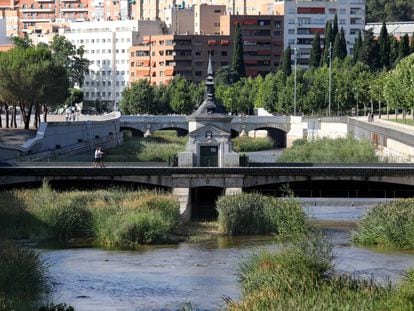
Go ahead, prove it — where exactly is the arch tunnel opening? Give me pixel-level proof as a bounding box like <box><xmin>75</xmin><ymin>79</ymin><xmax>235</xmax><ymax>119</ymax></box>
<box><xmin>191</xmin><ymin>187</ymin><xmax>223</xmax><ymax>221</ymax></box>
<box><xmin>231</xmin><ymin>128</ymin><xmax>287</xmax><ymax>149</ymax></box>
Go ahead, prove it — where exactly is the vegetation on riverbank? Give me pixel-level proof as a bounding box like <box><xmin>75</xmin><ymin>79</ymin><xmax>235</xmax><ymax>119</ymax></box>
<box><xmin>0</xmin><ymin>239</ymin><xmax>48</xmax><ymax>311</ymax></box>
<box><xmin>231</xmin><ymin>136</ymin><xmax>274</xmax><ymax>152</ymax></box>
<box><xmin>216</xmin><ymin>193</ymin><xmax>309</xmax><ymax>236</ymax></box>
<box><xmin>352</xmin><ymin>199</ymin><xmax>414</xmax><ymax>249</ymax></box>
<box><xmin>0</xmin><ymin>182</ymin><xmax>181</xmax><ymax>248</ymax></box>
<box><xmin>278</xmin><ymin>135</ymin><xmax>379</xmax><ymax>163</ymax></box>
<box><xmin>105</xmin><ymin>130</ymin><xmax>187</xmax><ymax>162</ymax></box>
<box><xmin>227</xmin><ymin>232</ymin><xmax>414</xmax><ymax>310</ymax></box>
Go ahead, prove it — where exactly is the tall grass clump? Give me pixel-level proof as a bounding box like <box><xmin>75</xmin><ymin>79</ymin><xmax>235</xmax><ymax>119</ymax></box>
<box><xmin>105</xmin><ymin>131</ymin><xmax>187</xmax><ymax>162</ymax></box>
<box><xmin>0</xmin><ymin>239</ymin><xmax>48</xmax><ymax>311</ymax></box>
<box><xmin>227</xmin><ymin>232</ymin><xmax>407</xmax><ymax>310</ymax></box>
<box><xmin>91</xmin><ymin>190</ymin><xmax>181</xmax><ymax>248</ymax></box>
<box><xmin>232</xmin><ymin>136</ymin><xmax>274</xmax><ymax>152</ymax></box>
<box><xmin>216</xmin><ymin>193</ymin><xmax>308</xmax><ymax>236</ymax></box>
<box><xmin>352</xmin><ymin>199</ymin><xmax>414</xmax><ymax>249</ymax></box>
<box><xmin>278</xmin><ymin>134</ymin><xmax>379</xmax><ymax>163</ymax></box>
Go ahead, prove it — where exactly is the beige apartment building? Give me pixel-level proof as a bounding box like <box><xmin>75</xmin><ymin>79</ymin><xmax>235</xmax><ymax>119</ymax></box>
<box><xmin>129</xmin><ymin>14</ymin><xmax>284</xmax><ymax>85</ymax></box>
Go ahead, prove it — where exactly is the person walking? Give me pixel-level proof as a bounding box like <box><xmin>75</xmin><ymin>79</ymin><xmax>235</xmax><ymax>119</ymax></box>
<box><xmin>93</xmin><ymin>147</ymin><xmax>105</xmax><ymax>168</ymax></box>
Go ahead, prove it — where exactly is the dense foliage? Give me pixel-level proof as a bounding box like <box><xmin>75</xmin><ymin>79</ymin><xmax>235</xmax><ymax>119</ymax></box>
<box><xmin>227</xmin><ymin>233</ymin><xmax>414</xmax><ymax>310</ymax></box>
<box><xmin>0</xmin><ymin>35</ymin><xmax>89</xmax><ymax>129</ymax></box>
<box><xmin>232</xmin><ymin>136</ymin><xmax>273</xmax><ymax>152</ymax></box>
<box><xmin>366</xmin><ymin>0</ymin><xmax>414</xmax><ymax>22</ymax></box>
<box><xmin>0</xmin><ymin>182</ymin><xmax>181</xmax><ymax>248</ymax></box>
<box><xmin>278</xmin><ymin>135</ymin><xmax>379</xmax><ymax>163</ymax></box>
<box><xmin>216</xmin><ymin>193</ymin><xmax>309</xmax><ymax>236</ymax></box>
<box><xmin>353</xmin><ymin>199</ymin><xmax>414</xmax><ymax>249</ymax></box>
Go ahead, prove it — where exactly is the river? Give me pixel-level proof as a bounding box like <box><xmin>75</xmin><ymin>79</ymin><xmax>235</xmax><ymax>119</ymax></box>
<box><xmin>39</xmin><ymin>198</ymin><xmax>414</xmax><ymax>311</ymax></box>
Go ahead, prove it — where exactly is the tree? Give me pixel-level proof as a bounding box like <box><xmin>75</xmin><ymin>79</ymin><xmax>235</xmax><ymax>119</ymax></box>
<box><xmin>332</xmin><ymin>14</ymin><xmax>338</xmax><ymax>40</ymax></box>
<box><xmin>11</xmin><ymin>36</ymin><xmax>32</xmax><ymax>49</ymax></box>
<box><xmin>366</xmin><ymin>0</ymin><xmax>413</xmax><ymax>23</ymax></box>
<box><xmin>119</xmin><ymin>79</ymin><xmax>155</xmax><ymax>115</ymax></box>
<box><xmin>410</xmin><ymin>32</ymin><xmax>414</xmax><ymax>53</ymax></box>
<box><xmin>309</xmin><ymin>33</ymin><xmax>321</xmax><ymax>68</ymax></box>
<box><xmin>359</xmin><ymin>29</ymin><xmax>380</xmax><ymax>71</ymax></box>
<box><xmin>255</xmin><ymin>73</ymin><xmax>278</xmax><ymax>112</ymax></box>
<box><xmin>168</xmin><ymin>75</ymin><xmax>196</xmax><ymax>115</ymax></box>
<box><xmin>231</xmin><ymin>23</ymin><xmax>245</xmax><ymax>82</ymax></box>
<box><xmin>333</xmin><ymin>32</ymin><xmax>341</xmax><ymax>60</ymax></box>
<box><xmin>321</xmin><ymin>21</ymin><xmax>333</xmax><ymax>66</ymax></box>
<box><xmin>390</xmin><ymin>36</ymin><xmax>400</xmax><ymax>66</ymax></box>
<box><xmin>398</xmin><ymin>34</ymin><xmax>411</xmax><ymax>60</ymax></box>
<box><xmin>378</xmin><ymin>21</ymin><xmax>390</xmax><ymax>69</ymax></box>
<box><xmin>215</xmin><ymin>65</ymin><xmax>236</xmax><ymax>86</ymax></box>
<box><xmin>280</xmin><ymin>46</ymin><xmax>292</xmax><ymax>78</ymax></box>
<box><xmin>49</xmin><ymin>35</ymin><xmax>90</xmax><ymax>87</ymax></box>
<box><xmin>339</xmin><ymin>28</ymin><xmax>347</xmax><ymax>60</ymax></box>
<box><xmin>353</xmin><ymin>31</ymin><xmax>362</xmax><ymax>64</ymax></box>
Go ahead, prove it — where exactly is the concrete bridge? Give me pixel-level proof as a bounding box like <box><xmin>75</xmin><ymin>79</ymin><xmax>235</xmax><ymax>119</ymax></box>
<box><xmin>2</xmin><ymin>164</ymin><xmax>414</xmax><ymax>220</ymax></box>
<box><xmin>120</xmin><ymin>115</ymin><xmax>300</xmax><ymax>148</ymax></box>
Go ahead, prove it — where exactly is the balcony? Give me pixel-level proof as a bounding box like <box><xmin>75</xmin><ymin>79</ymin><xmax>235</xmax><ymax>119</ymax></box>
<box><xmin>61</xmin><ymin>7</ymin><xmax>88</xmax><ymax>12</ymax></box>
<box><xmin>21</xmin><ymin>18</ymin><xmax>53</xmax><ymax>23</ymax></box>
<box><xmin>21</xmin><ymin>7</ymin><xmax>54</xmax><ymax>13</ymax></box>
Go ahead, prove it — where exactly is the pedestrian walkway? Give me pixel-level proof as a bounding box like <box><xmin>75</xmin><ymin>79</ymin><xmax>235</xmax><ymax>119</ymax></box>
<box><xmin>353</xmin><ymin>116</ymin><xmax>414</xmax><ymax>136</ymax></box>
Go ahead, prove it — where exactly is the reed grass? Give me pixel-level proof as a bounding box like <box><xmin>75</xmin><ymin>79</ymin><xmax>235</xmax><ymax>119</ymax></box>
<box><xmin>216</xmin><ymin>193</ymin><xmax>309</xmax><ymax>236</ymax></box>
<box><xmin>106</xmin><ymin>131</ymin><xmax>187</xmax><ymax>162</ymax></box>
<box><xmin>0</xmin><ymin>239</ymin><xmax>48</xmax><ymax>311</ymax></box>
<box><xmin>227</xmin><ymin>232</ymin><xmax>413</xmax><ymax>311</ymax></box>
<box><xmin>278</xmin><ymin>135</ymin><xmax>379</xmax><ymax>163</ymax></box>
<box><xmin>232</xmin><ymin>136</ymin><xmax>274</xmax><ymax>152</ymax></box>
<box><xmin>0</xmin><ymin>182</ymin><xmax>181</xmax><ymax>248</ymax></box>
<box><xmin>352</xmin><ymin>199</ymin><xmax>414</xmax><ymax>249</ymax></box>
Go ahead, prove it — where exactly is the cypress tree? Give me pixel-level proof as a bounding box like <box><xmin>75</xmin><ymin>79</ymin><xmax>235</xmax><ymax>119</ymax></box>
<box><xmin>309</xmin><ymin>32</ymin><xmax>321</xmax><ymax>68</ymax></box>
<box><xmin>332</xmin><ymin>14</ymin><xmax>339</xmax><ymax>40</ymax></box>
<box><xmin>333</xmin><ymin>32</ymin><xmax>341</xmax><ymax>60</ymax></box>
<box><xmin>231</xmin><ymin>23</ymin><xmax>245</xmax><ymax>82</ymax></box>
<box><xmin>339</xmin><ymin>27</ymin><xmax>347</xmax><ymax>59</ymax></box>
<box><xmin>281</xmin><ymin>46</ymin><xmax>292</xmax><ymax>77</ymax></box>
<box><xmin>359</xmin><ymin>29</ymin><xmax>379</xmax><ymax>71</ymax></box>
<box><xmin>353</xmin><ymin>31</ymin><xmax>362</xmax><ymax>63</ymax></box>
<box><xmin>390</xmin><ymin>35</ymin><xmax>400</xmax><ymax>66</ymax></box>
<box><xmin>410</xmin><ymin>32</ymin><xmax>414</xmax><ymax>53</ymax></box>
<box><xmin>378</xmin><ymin>21</ymin><xmax>390</xmax><ymax>69</ymax></box>
<box><xmin>399</xmin><ymin>34</ymin><xmax>410</xmax><ymax>59</ymax></box>
<box><xmin>321</xmin><ymin>21</ymin><xmax>333</xmax><ymax>65</ymax></box>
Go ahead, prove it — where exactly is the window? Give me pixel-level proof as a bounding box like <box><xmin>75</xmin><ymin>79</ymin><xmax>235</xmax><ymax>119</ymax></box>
<box><xmin>221</xmin><ymin>51</ymin><xmax>227</xmax><ymax>56</ymax></box>
<box><xmin>195</xmin><ymin>71</ymin><xmax>202</xmax><ymax>76</ymax></box>
<box><xmin>288</xmin><ymin>29</ymin><xmax>295</xmax><ymax>35</ymax></box>
<box><xmin>91</xmin><ymin>81</ymin><xmax>95</xmax><ymax>86</ymax></box>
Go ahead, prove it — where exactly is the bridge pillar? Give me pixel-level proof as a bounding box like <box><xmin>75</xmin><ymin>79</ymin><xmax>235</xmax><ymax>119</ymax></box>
<box><xmin>173</xmin><ymin>187</ymin><xmax>191</xmax><ymax>222</ymax></box>
<box><xmin>225</xmin><ymin>187</ymin><xmax>243</xmax><ymax>195</ymax></box>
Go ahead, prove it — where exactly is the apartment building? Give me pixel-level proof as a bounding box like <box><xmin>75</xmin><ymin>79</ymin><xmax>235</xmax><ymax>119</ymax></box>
<box><xmin>129</xmin><ymin>14</ymin><xmax>284</xmax><ymax>85</ymax></box>
<box><xmin>63</xmin><ymin>20</ymin><xmax>164</xmax><ymax>109</ymax></box>
<box><xmin>270</xmin><ymin>0</ymin><xmax>365</xmax><ymax>66</ymax></box>
<box><xmin>129</xmin><ymin>34</ymin><xmax>232</xmax><ymax>85</ymax></box>
<box><xmin>0</xmin><ymin>17</ymin><xmax>13</xmax><ymax>50</ymax></box>
<box><xmin>220</xmin><ymin>14</ymin><xmax>284</xmax><ymax>76</ymax></box>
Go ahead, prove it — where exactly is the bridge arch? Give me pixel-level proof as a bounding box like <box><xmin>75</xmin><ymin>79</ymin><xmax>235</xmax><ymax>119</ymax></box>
<box><xmin>120</xmin><ymin>126</ymin><xmax>144</xmax><ymax>137</ymax></box>
<box><xmin>251</xmin><ymin>127</ymin><xmax>287</xmax><ymax>148</ymax></box>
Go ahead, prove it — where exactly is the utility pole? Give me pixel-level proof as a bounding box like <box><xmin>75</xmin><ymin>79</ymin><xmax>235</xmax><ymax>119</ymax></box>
<box><xmin>294</xmin><ymin>47</ymin><xmax>297</xmax><ymax>116</ymax></box>
<box><xmin>328</xmin><ymin>42</ymin><xmax>332</xmax><ymax>117</ymax></box>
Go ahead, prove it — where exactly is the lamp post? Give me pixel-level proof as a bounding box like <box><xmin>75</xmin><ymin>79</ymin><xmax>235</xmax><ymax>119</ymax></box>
<box><xmin>328</xmin><ymin>42</ymin><xmax>332</xmax><ymax>117</ymax></box>
<box><xmin>293</xmin><ymin>47</ymin><xmax>297</xmax><ymax>116</ymax></box>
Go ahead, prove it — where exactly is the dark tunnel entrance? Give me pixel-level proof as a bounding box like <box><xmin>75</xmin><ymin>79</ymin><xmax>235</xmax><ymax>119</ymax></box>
<box><xmin>191</xmin><ymin>187</ymin><xmax>223</xmax><ymax>220</ymax></box>
<box><xmin>253</xmin><ymin>127</ymin><xmax>287</xmax><ymax>148</ymax></box>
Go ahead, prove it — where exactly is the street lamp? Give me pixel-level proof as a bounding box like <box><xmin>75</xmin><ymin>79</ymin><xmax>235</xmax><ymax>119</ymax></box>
<box><xmin>293</xmin><ymin>47</ymin><xmax>298</xmax><ymax>116</ymax></box>
<box><xmin>328</xmin><ymin>42</ymin><xmax>332</xmax><ymax>117</ymax></box>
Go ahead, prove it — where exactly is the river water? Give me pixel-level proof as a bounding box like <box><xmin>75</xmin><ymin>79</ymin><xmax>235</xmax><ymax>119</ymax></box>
<box><xmin>40</xmin><ymin>198</ymin><xmax>414</xmax><ymax>311</ymax></box>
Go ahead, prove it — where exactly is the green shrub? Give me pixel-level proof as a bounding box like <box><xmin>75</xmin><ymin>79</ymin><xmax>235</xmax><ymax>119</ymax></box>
<box><xmin>227</xmin><ymin>232</ymin><xmax>406</xmax><ymax>311</ymax></box>
<box><xmin>0</xmin><ymin>239</ymin><xmax>47</xmax><ymax>309</ymax></box>
<box><xmin>232</xmin><ymin>136</ymin><xmax>274</xmax><ymax>152</ymax></box>
<box><xmin>278</xmin><ymin>135</ymin><xmax>379</xmax><ymax>163</ymax></box>
<box><xmin>216</xmin><ymin>193</ymin><xmax>308</xmax><ymax>236</ymax></box>
<box><xmin>352</xmin><ymin>199</ymin><xmax>414</xmax><ymax>249</ymax></box>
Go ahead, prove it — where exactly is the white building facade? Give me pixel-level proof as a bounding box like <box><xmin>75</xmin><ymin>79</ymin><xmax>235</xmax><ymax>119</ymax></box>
<box><xmin>366</xmin><ymin>21</ymin><xmax>414</xmax><ymax>40</ymax></box>
<box><xmin>63</xmin><ymin>20</ymin><xmax>164</xmax><ymax>110</ymax></box>
<box><xmin>272</xmin><ymin>0</ymin><xmax>365</xmax><ymax>66</ymax></box>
